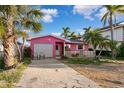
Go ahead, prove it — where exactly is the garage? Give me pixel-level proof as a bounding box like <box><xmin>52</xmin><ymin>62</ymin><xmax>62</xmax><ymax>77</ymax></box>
<box><xmin>34</xmin><ymin>44</ymin><xmax>53</xmax><ymax>57</ymax></box>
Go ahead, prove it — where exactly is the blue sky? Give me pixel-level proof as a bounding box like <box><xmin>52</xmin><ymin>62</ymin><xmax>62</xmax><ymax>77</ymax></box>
<box><xmin>29</xmin><ymin>5</ymin><xmax>124</xmax><ymax>37</ymax></box>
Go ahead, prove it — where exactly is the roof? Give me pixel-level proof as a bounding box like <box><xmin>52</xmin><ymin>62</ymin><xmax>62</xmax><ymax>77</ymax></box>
<box><xmin>100</xmin><ymin>21</ymin><xmax>124</xmax><ymax>32</ymax></box>
<box><xmin>28</xmin><ymin>34</ymin><xmax>84</xmax><ymax>44</ymax></box>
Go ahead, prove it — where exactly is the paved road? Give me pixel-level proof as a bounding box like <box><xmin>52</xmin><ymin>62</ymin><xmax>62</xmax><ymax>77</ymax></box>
<box><xmin>16</xmin><ymin>59</ymin><xmax>99</xmax><ymax>88</ymax></box>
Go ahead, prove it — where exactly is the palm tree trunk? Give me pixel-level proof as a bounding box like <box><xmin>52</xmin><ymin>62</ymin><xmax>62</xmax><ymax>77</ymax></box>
<box><xmin>21</xmin><ymin>38</ymin><xmax>25</xmax><ymax>62</ymax></box>
<box><xmin>3</xmin><ymin>16</ymin><xmax>15</xmax><ymax>69</ymax></box>
<box><xmin>3</xmin><ymin>34</ymin><xmax>15</xmax><ymax>69</ymax></box>
<box><xmin>93</xmin><ymin>48</ymin><xmax>96</xmax><ymax>58</ymax></box>
<box><xmin>97</xmin><ymin>48</ymin><xmax>102</xmax><ymax>59</ymax></box>
<box><xmin>109</xmin><ymin>12</ymin><xmax>114</xmax><ymax>59</ymax></box>
<box><xmin>14</xmin><ymin>37</ymin><xmax>22</xmax><ymax>62</ymax></box>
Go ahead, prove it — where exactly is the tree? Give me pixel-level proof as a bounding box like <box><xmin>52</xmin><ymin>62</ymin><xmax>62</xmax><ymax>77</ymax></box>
<box><xmin>69</xmin><ymin>32</ymin><xmax>79</xmax><ymax>40</ymax></box>
<box><xmin>83</xmin><ymin>27</ymin><xmax>102</xmax><ymax>58</ymax></box>
<box><xmin>101</xmin><ymin>5</ymin><xmax>124</xmax><ymax>59</ymax></box>
<box><xmin>97</xmin><ymin>36</ymin><xmax>110</xmax><ymax>59</ymax></box>
<box><xmin>61</xmin><ymin>27</ymin><xmax>70</xmax><ymax>39</ymax></box>
<box><xmin>0</xmin><ymin>6</ymin><xmax>43</xmax><ymax>68</ymax></box>
<box><xmin>108</xmin><ymin>40</ymin><xmax>118</xmax><ymax>59</ymax></box>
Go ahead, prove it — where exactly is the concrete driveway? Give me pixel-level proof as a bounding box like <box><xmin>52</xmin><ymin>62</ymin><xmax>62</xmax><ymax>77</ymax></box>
<box><xmin>16</xmin><ymin>59</ymin><xmax>99</xmax><ymax>88</ymax></box>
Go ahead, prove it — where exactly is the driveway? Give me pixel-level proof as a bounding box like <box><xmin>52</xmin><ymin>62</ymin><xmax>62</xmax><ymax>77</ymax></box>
<box><xmin>16</xmin><ymin>59</ymin><xmax>99</xmax><ymax>88</ymax></box>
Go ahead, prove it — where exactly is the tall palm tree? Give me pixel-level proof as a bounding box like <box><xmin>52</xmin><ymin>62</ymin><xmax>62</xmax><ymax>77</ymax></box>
<box><xmin>101</xmin><ymin>5</ymin><xmax>124</xmax><ymax>59</ymax></box>
<box><xmin>61</xmin><ymin>27</ymin><xmax>70</xmax><ymax>39</ymax></box>
<box><xmin>83</xmin><ymin>27</ymin><xmax>102</xmax><ymax>58</ymax></box>
<box><xmin>0</xmin><ymin>5</ymin><xmax>43</xmax><ymax>68</ymax></box>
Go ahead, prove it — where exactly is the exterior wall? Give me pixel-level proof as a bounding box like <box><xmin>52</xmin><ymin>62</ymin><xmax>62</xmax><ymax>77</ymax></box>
<box><xmin>101</xmin><ymin>27</ymin><xmax>124</xmax><ymax>41</ymax></box>
<box><xmin>30</xmin><ymin>36</ymin><xmax>64</xmax><ymax>57</ymax></box>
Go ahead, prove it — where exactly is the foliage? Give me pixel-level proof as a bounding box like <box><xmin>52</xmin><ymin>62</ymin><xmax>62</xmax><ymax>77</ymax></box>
<box><xmin>24</xmin><ymin>47</ymin><xmax>31</xmax><ymax>58</ymax></box>
<box><xmin>0</xmin><ymin>57</ymin><xmax>4</xmax><ymax>69</ymax></box>
<box><xmin>117</xmin><ymin>42</ymin><xmax>124</xmax><ymax>57</ymax></box>
<box><xmin>61</xmin><ymin>27</ymin><xmax>70</xmax><ymax>39</ymax></box>
<box><xmin>71</xmin><ymin>53</ymin><xmax>79</xmax><ymax>57</ymax></box>
<box><xmin>0</xmin><ymin>57</ymin><xmax>30</xmax><ymax>88</ymax></box>
<box><xmin>68</xmin><ymin>57</ymin><xmax>109</xmax><ymax>65</ymax></box>
<box><xmin>61</xmin><ymin>55</ymin><xmax>68</xmax><ymax>60</ymax></box>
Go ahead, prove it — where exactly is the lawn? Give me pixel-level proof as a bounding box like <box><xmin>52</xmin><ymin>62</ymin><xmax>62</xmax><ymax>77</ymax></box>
<box><xmin>62</xmin><ymin>57</ymin><xmax>124</xmax><ymax>88</ymax></box>
<box><xmin>0</xmin><ymin>57</ymin><xmax>30</xmax><ymax>88</ymax></box>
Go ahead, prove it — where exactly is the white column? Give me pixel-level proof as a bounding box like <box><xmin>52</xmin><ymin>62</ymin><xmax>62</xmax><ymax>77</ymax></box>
<box><xmin>63</xmin><ymin>42</ymin><xmax>65</xmax><ymax>56</ymax></box>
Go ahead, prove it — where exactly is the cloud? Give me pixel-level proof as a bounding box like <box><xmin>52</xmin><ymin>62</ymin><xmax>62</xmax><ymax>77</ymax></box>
<box><xmin>73</xmin><ymin>5</ymin><xmax>101</xmax><ymax>20</ymax></box>
<box><xmin>51</xmin><ymin>32</ymin><xmax>61</xmax><ymax>36</ymax></box>
<box><xmin>95</xmin><ymin>7</ymin><xmax>107</xmax><ymax>19</ymax></box>
<box><xmin>75</xmin><ymin>29</ymin><xmax>85</xmax><ymax>35</ymax></box>
<box><xmin>41</xmin><ymin>9</ymin><xmax>58</xmax><ymax>23</ymax></box>
<box><xmin>95</xmin><ymin>7</ymin><xmax>124</xmax><ymax>22</ymax></box>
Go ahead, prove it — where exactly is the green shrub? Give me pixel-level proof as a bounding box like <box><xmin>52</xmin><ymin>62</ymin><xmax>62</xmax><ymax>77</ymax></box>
<box><xmin>24</xmin><ymin>47</ymin><xmax>31</xmax><ymax>58</ymax></box>
<box><xmin>117</xmin><ymin>43</ymin><xmax>124</xmax><ymax>58</ymax></box>
<box><xmin>0</xmin><ymin>57</ymin><xmax>4</xmax><ymax>69</ymax></box>
<box><xmin>61</xmin><ymin>55</ymin><xmax>68</xmax><ymax>60</ymax></box>
<box><xmin>71</xmin><ymin>53</ymin><xmax>79</xmax><ymax>57</ymax></box>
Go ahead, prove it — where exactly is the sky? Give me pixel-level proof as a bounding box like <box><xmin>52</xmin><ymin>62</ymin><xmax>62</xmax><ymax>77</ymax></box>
<box><xmin>29</xmin><ymin>5</ymin><xmax>124</xmax><ymax>37</ymax></box>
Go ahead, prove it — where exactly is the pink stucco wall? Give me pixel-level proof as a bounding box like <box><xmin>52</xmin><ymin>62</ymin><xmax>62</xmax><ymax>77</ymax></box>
<box><xmin>30</xmin><ymin>35</ymin><xmax>87</xmax><ymax>58</ymax></box>
<box><xmin>31</xmin><ymin>36</ymin><xmax>64</xmax><ymax>57</ymax></box>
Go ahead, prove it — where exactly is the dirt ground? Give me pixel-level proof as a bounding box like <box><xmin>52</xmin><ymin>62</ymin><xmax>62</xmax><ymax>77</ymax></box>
<box><xmin>65</xmin><ymin>62</ymin><xmax>124</xmax><ymax>88</ymax></box>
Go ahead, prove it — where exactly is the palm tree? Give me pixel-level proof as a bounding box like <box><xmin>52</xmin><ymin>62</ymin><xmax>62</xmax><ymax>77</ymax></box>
<box><xmin>97</xmin><ymin>36</ymin><xmax>110</xmax><ymax>59</ymax></box>
<box><xmin>69</xmin><ymin>32</ymin><xmax>79</xmax><ymax>40</ymax></box>
<box><xmin>83</xmin><ymin>27</ymin><xmax>102</xmax><ymax>58</ymax></box>
<box><xmin>0</xmin><ymin>5</ymin><xmax>43</xmax><ymax>68</ymax></box>
<box><xmin>108</xmin><ymin>40</ymin><xmax>118</xmax><ymax>59</ymax></box>
<box><xmin>101</xmin><ymin>5</ymin><xmax>124</xmax><ymax>59</ymax></box>
<box><xmin>61</xmin><ymin>27</ymin><xmax>70</xmax><ymax>39</ymax></box>
<box><xmin>19</xmin><ymin>31</ymin><xmax>29</xmax><ymax>62</ymax></box>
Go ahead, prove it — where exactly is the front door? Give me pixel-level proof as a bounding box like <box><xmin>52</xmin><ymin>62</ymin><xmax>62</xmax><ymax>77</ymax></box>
<box><xmin>56</xmin><ymin>44</ymin><xmax>60</xmax><ymax>56</ymax></box>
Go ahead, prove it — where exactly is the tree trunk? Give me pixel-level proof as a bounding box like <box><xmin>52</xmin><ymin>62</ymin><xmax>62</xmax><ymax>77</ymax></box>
<box><xmin>97</xmin><ymin>48</ymin><xmax>103</xmax><ymax>59</ymax></box>
<box><xmin>109</xmin><ymin>12</ymin><xmax>114</xmax><ymax>59</ymax></box>
<box><xmin>21</xmin><ymin>38</ymin><xmax>25</xmax><ymax>62</ymax></box>
<box><xmin>14</xmin><ymin>36</ymin><xmax>22</xmax><ymax>62</ymax></box>
<box><xmin>93</xmin><ymin>48</ymin><xmax>96</xmax><ymax>58</ymax></box>
<box><xmin>3</xmin><ymin>16</ymin><xmax>15</xmax><ymax>69</ymax></box>
<box><xmin>3</xmin><ymin>34</ymin><xmax>15</xmax><ymax>69</ymax></box>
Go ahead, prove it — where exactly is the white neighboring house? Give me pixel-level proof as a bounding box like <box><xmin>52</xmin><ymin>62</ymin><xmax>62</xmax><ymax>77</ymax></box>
<box><xmin>86</xmin><ymin>22</ymin><xmax>124</xmax><ymax>57</ymax></box>
<box><xmin>100</xmin><ymin>22</ymin><xmax>124</xmax><ymax>42</ymax></box>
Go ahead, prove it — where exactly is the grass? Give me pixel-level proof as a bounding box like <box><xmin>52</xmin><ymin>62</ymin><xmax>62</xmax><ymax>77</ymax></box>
<box><xmin>0</xmin><ymin>57</ymin><xmax>30</xmax><ymax>88</ymax></box>
<box><xmin>67</xmin><ymin>57</ymin><xmax>110</xmax><ymax>65</ymax></box>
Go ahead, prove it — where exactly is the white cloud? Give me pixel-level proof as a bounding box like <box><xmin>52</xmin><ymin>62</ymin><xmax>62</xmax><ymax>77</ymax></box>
<box><xmin>41</xmin><ymin>9</ymin><xmax>58</xmax><ymax>23</ymax></box>
<box><xmin>95</xmin><ymin>7</ymin><xmax>107</xmax><ymax>19</ymax></box>
<box><xmin>73</xmin><ymin>5</ymin><xmax>101</xmax><ymax>20</ymax></box>
<box><xmin>51</xmin><ymin>32</ymin><xmax>61</xmax><ymax>36</ymax></box>
<box><xmin>75</xmin><ymin>29</ymin><xmax>85</xmax><ymax>35</ymax></box>
<box><xmin>96</xmin><ymin>7</ymin><xmax>124</xmax><ymax>22</ymax></box>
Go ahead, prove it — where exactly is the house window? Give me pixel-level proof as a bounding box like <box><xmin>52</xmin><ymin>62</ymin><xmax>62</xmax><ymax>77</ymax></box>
<box><xmin>78</xmin><ymin>44</ymin><xmax>83</xmax><ymax>49</ymax></box>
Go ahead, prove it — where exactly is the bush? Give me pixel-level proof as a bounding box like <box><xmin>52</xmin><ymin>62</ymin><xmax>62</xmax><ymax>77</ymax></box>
<box><xmin>0</xmin><ymin>57</ymin><xmax>4</xmax><ymax>69</ymax></box>
<box><xmin>71</xmin><ymin>53</ymin><xmax>79</xmax><ymax>57</ymax></box>
<box><xmin>117</xmin><ymin>43</ymin><xmax>124</xmax><ymax>58</ymax></box>
<box><xmin>61</xmin><ymin>55</ymin><xmax>68</xmax><ymax>60</ymax></box>
<box><xmin>24</xmin><ymin>47</ymin><xmax>31</xmax><ymax>58</ymax></box>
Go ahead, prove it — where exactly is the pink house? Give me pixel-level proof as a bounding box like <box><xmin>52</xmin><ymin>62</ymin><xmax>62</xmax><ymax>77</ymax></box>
<box><xmin>29</xmin><ymin>35</ymin><xmax>88</xmax><ymax>58</ymax></box>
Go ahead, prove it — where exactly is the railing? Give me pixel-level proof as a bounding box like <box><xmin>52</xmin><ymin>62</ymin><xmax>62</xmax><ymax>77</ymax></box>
<box><xmin>65</xmin><ymin>50</ymin><xmax>83</xmax><ymax>57</ymax></box>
